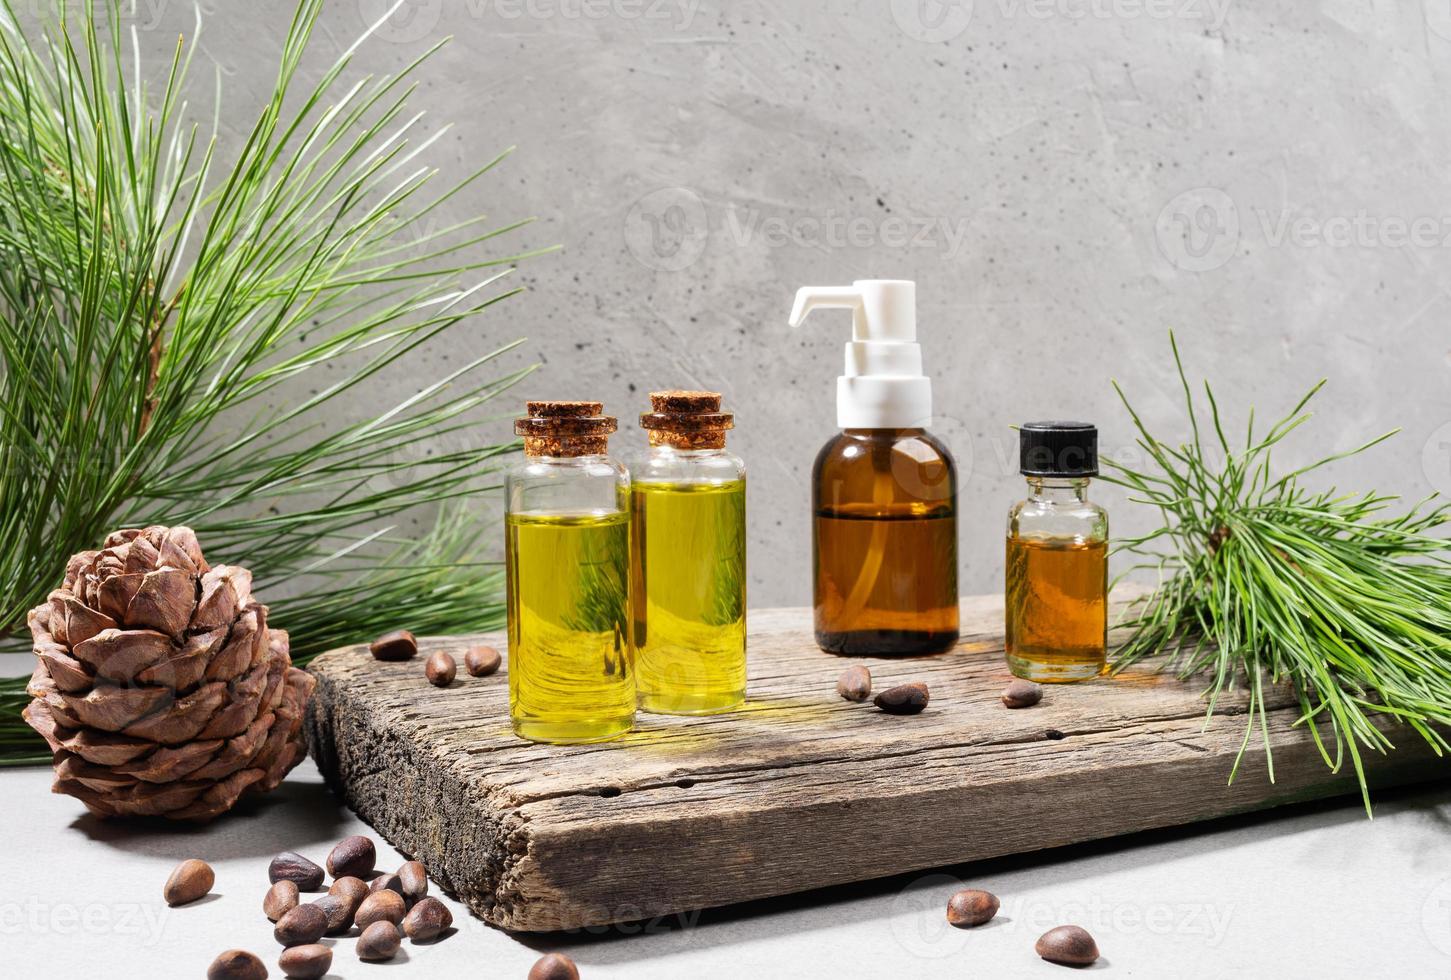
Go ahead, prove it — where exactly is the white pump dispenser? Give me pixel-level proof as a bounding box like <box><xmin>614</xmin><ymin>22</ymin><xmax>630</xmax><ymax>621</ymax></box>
<box><xmin>788</xmin><ymin>279</ymin><xmax>933</xmax><ymax>429</ymax></box>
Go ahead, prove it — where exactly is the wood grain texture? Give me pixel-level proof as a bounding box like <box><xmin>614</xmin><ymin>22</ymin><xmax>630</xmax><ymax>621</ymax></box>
<box><xmin>305</xmin><ymin>594</ymin><xmax>1447</xmax><ymax>932</ymax></box>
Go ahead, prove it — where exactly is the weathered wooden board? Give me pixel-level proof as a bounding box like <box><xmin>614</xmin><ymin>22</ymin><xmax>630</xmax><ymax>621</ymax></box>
<box><xmin>305</xmin><ymin>594</ymin><xmax>1447</xmax><ymax>932</ymax></box>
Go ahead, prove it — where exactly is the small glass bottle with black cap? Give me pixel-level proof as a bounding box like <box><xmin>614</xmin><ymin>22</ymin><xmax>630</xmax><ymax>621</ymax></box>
<box><xmin>1005</xmin><ymin>422</ymin><xmax>1108</xmax><ymax>682</ymax></box>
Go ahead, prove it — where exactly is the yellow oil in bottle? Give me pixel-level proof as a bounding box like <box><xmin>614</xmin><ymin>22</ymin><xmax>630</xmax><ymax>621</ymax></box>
<box><xmin>630</xmin><ymin>480</ymin><xmax>746</xmax><ymax>714</ymax></box>
<box><xmin>1005</xmin><ymin>535</ymin><xmax>1107</xmax><ymax>682</ymax></box>
<box><xmin>506</xmin><ymin>510</ymin><xmax>634</xmax><ymax>743</ymax></box>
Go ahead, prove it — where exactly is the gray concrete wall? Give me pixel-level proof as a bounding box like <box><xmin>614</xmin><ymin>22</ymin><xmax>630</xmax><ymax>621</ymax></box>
<box><xmin>116</xmin><ymin>0</ymin><xmax>1451</xmax><ymax>604</ymax></box>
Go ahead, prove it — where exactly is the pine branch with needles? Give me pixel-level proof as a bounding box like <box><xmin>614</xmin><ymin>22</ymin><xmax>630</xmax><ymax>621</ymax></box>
<box><xmin>0</xmin><ymin>0</ymin><xmax>553</xmax><ymax>763</ymax></box>
<box><xmin>1104</xmin><ymin>335</ymin><xmax>1451</xmax><ymax>814</ymax></box>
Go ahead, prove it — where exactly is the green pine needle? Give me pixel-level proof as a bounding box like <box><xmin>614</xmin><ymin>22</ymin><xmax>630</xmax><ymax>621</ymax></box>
<box><xmin>1105</xmin><ymin>333</ymin><xmax>1451</xmax><ymax>815</ymax></box>
<box><xmin>0</xmin><ymin>0</ymin><xmax>550</xmax><ymax>763</ymax></box>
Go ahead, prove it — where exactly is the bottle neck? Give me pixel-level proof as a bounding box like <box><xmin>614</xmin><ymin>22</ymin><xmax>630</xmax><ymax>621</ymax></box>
<box><xmin>650</xmin><ymin>444</ymin><xmax>727</xmax><ymax>457</ymax></box>
<box><xmin>1026</xmin><ymin>477</ymin><xmax>1089</xmax><ymax>503</ymax></box>
<box><xmin>842</xmin><ymin>427</ymin><xmax>925</xmax><ymax>436</ymax></box>
<box><xmin>529</xmin><ymin>450</ymin><xmax>610</xmax><ymax>464</ymax></box>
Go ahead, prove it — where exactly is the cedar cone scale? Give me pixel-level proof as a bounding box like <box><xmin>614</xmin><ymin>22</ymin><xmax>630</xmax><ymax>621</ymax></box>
<box><xmin>22</xmin><ymin>526</ymin><xmax>315</xmax><ymax>821</ymax></box>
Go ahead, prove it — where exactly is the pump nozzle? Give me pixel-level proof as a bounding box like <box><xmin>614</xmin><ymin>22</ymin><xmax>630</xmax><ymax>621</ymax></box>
<box><xmin>789</xmin><ymin>281</ymin><xmax>917</xmax><ymax>342</ymax></box>
<box><xmin>789</xmin><ymin>286</ymin><xmax>867</xmax><ymax>336</ymax></box>
<box><xmin>787</xmin><ymin>279</ymin><xmax>932</xmax><ymax>429</ymax></box>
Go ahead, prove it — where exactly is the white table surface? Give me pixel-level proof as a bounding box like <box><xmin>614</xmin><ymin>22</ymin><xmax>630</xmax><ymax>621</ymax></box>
<box><xmin>3</xmin><ymin>750</ymin><xmax>1451</xmax><ymax>979</ymax></box>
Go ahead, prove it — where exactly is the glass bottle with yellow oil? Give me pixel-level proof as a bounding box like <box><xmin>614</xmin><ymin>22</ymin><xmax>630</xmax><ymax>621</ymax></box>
<box><xmin>1005</xmin><ymin>422</ymin><xmax>1108</xmax><ymax>682</ymax></box>
<box><xmin>630</xmin><ymin>391</ymin><xmax>746</xmax><ymax>714</ymax></box>
<box><xmin>506</xmin><ymin>401</ymin><xmax>634</xmax><ymax>743</ymax></box>
<box><xmin>790</xmin><ymin>280</ymin><xmax>959</xmax><ymax>655</ymax></box>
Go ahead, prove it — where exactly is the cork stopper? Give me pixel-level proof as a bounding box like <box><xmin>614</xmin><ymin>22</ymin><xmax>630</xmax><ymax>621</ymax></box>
<box><xmin>516</xmin><ymin>400</ymin><xmax>617</xmax><ymax>457</ymax></box>
<box><xmin>526</xmin><ymin>401</ymin><xmax>602</xmax><ymax>418</ymax></box>
<box><xmin>649</xmin><ymin>391</ymin><xmax>721</xmax><ymax>413</ymax></box>
<box><xmin>640</xmin><ymin>390</ymin><xmax>734</xmax><ymax>450</ymax></box>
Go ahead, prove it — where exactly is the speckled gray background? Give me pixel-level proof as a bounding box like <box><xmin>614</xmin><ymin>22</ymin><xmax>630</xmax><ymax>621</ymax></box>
<box><xmin>99</xmin><ymin>0</ymin><xmax>1451</xmax><ymax>605</ymax></box>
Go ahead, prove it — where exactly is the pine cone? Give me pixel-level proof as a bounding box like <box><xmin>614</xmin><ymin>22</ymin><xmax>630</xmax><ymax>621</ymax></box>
<box><xmin>22</xmin><ymin>526</ymin><xmax>315</xmax><ymax>821</ymax></box>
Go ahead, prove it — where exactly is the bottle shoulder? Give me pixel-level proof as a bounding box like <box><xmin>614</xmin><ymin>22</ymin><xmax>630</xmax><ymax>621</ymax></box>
<box><xmin>814</xmin><ymin>429</ymin><xmax>956</xmax><ymax>508</ymax></box>
<box><xmin>507</xmin><ymin>453</ymin><xmax>629</xmax><ymax>516</ymax></box>
<box><xmin>1007</xmin><ymin>496</ymin><xmax>1109</xmax><ymax>540</ymax></box>
<box><xmin>508</xmin><ymin>454</ymin><xmax>629</xmax><ymax>481</ymax></box>
<box><xmin>628</xmin><ymin>447</ymin><xmax>746</xmax><ymax>485</ymax></box>
<box><xmin>815</xmin><ymin>427</ymin><xmax>954</xmax><ymax>458</ymax></box>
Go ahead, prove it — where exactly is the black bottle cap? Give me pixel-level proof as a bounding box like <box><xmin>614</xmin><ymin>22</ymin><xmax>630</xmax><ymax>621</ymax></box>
<box><xmin>1019</xmin><ymin>421</ymin><xmax>1098</xmax><ymax>477</ymax></box>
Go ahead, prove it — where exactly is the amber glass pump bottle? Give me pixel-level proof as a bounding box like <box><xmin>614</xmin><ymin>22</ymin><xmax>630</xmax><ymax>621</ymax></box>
<box><xmin>790</xmin><ymin>280</ymin><xmax>959</xmax><ymax>655</ymax></box>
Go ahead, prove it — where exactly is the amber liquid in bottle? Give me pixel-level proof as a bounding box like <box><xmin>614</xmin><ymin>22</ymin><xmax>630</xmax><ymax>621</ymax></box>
<box><xmin>813</xmin><ymin>429</ymin><xmax>958</xmax><ymax>655</ymax></box>
<box><xmin>1005</xmin><ymin>536</ymin><xmax>1107</xmax><ymax>680</ymax></box>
